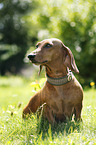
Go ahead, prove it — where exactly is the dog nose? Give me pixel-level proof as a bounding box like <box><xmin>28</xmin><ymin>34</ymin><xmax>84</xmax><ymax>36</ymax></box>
<box><xmin>28</xmin><ymin>54</ymin><xmax>36</xmax><ymax>60</ymax></box>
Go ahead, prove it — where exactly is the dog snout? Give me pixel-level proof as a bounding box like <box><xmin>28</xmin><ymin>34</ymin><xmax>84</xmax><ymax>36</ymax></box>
<box><xmin>28</xmin><ymin>54</ymin><xmax>36</xmax><ymax>60</ymax></box>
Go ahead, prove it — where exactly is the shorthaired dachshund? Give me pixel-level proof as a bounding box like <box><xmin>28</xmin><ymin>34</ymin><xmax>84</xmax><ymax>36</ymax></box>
<box><xmin>23</xmin><ymin>38</ymin><xmax>83</xmax><ymax>123</ymax></box>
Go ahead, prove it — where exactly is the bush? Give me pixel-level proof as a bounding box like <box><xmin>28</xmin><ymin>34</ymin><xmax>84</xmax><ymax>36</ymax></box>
<box><xmin>0</xmin><ymin>0</ymin><xmax>37</xmax><ymax>75</ymax></box>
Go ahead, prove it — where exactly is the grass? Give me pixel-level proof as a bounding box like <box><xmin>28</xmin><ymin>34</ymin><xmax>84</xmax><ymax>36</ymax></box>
<box><xmin>0</xmin><ymin>76</ymin><xmax>96</xmax><ymax>145</ymax></box>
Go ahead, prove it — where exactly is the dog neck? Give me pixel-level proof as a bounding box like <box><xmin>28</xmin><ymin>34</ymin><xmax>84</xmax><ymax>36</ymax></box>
<box><xmin>44</xmin><ymin>58</ymin><xmax>73</xmax><ymax>86</ymax></box>
<box><xmin>45</xmin><ymin>60</ymin><xmax>68</xmax><ymax>78</ymax></box>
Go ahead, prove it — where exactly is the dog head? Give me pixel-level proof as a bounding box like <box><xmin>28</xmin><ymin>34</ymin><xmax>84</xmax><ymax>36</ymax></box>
<box><xmin>28</xmin><ymin>38</ymin><xmax>79</xmax><ymax>74</ymax></box>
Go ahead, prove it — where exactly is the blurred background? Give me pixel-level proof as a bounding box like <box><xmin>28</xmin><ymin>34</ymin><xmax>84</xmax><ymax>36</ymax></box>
<box><xmin>0</xmin><ymin>0</ymin><xmax>96</xmax><ymax>87</ymax></box>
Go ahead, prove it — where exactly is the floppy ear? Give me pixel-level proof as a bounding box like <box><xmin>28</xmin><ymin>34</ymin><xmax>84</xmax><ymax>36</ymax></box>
<box><xmin>38</xmin><ymin>65</ymin><xmax>43</xmax><ymax>75</ymax></box>
<box><xmin>62</xmin><ymin>43</ymin><xmax>79</xmax><ymax>73</ymax></box>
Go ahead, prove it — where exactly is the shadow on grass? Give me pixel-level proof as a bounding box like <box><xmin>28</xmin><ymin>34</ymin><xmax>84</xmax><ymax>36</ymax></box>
<box><xmin>37</xmin><ymin>116</ymin><xmax>82</xmax><ymax>140</ymax></box>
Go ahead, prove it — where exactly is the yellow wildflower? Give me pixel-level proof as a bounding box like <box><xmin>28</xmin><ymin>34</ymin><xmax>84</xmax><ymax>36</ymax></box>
<box><xmin>90</xmin><ymin>82</ymin><xmax>95</xmax><ymax>86</ymax></box>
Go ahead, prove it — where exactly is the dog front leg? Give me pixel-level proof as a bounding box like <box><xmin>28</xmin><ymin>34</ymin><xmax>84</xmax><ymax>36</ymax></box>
<box><xmin>22</xmin><ymin>92</ymin><xmax>42</xmax><ymax>118</ymax></box>
<box><xmin>74</xmin><ymin>103</ymin><xmax>82</xmax><ymax>121</ymax></box>
<box><xmin>43</xmin><ymin>105</ymin><xmax>56</xmax><ymax>124</ymax></box>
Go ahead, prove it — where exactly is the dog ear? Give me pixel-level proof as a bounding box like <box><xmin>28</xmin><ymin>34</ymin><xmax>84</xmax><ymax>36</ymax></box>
<box><xmin>62</xmin><ymin>43</ymin><xmax>79</xmax><ymax>73</ymax></box>
<box><xmin>38</xmin><ymin>65</ymin><xmax>43</xmax><ymax>75</ymax></box>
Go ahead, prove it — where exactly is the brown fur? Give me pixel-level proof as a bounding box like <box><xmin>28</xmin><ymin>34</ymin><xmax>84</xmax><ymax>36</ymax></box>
<box><xmin>23</xmin><ymin>38</ymin><xmax>83</xmax><ymax>123</ymax></box>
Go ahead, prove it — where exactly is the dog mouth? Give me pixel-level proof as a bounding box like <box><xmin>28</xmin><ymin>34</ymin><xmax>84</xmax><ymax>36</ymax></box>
<box><xmin>30</xmin><ymin>59</ymin><xmax>48</xmax><ymax>65</ymax></box>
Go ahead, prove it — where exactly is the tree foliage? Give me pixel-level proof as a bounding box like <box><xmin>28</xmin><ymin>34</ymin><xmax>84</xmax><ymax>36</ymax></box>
<box><xmin>0</xmin><ymin>0</ymin><xmax>96</xmax><ymax>86</ymax></box>
<box><xmin>0</xmin><ymin>0</ymin><xmax>37</xmax><ymax>74</ymax></box>
<box><xmin>30</xmin><ymin>0</ymin><xmax>96</xmax><ymax>86</ymax></box>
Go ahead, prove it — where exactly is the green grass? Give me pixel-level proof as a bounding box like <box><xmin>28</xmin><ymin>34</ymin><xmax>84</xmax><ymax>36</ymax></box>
<box><xmin>0</xmin><ymin>76</ymin><xmax>96</xmax><ymax>145</ymax></box>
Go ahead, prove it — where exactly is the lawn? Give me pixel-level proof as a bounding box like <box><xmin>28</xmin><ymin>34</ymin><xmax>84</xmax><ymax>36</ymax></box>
<box><xmin>0</xmin><ymin>76</ymin><xmax>96</xmax><ymax>145</ymax></box>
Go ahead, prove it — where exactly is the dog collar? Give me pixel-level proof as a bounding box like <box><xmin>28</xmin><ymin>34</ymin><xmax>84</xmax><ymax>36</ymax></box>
<box><xmin>46</xmin><ymin>72</ymin><xmax>72</xmax><ymax>86</ymax></box>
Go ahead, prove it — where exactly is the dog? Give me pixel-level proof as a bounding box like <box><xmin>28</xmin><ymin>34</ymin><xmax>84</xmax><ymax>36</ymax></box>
<box><xmin>23</xmin><ymin>38</ymin><xmax>83</xmax><ymax>123</ymax></box>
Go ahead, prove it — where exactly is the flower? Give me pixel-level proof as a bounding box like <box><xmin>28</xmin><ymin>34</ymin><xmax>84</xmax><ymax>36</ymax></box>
<box><xmin>90</xmin><ymin>82</ymin><xmax>95</xmax><ymax>87</ymax></box>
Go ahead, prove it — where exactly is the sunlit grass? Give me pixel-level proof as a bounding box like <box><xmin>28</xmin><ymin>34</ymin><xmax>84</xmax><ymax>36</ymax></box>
<box><xmin>0</xmin><ymin>76</ymin><xmax>96</xmax><ymax>144</ymax></box>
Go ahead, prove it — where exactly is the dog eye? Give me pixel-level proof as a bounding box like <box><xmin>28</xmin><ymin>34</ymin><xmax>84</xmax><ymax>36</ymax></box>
<box><xmin>44</xmin><ymin>43</ymin><xmax>52</xmax><ymax>48</ymax></box>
